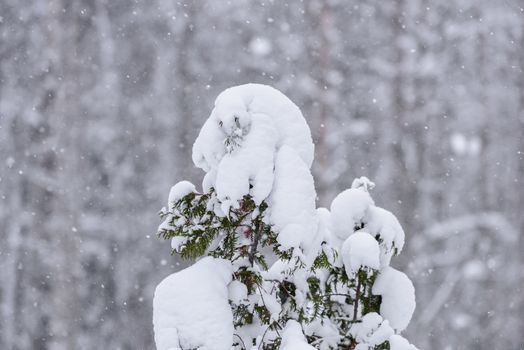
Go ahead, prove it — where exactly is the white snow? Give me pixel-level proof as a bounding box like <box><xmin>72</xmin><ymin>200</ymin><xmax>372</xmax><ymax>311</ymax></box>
<box><xmin>264</xmin><ymin>259</ymin><xmax>293</xmax><ymax>282</ymax></box>
<box><xmin>365</xmin><ymin>206</ymin><xmax>405</xmax><ymax>267</ymax></box>
<box><xmin>228</xmin><ymin>280</ymin><xmax>248</xmax><ymax>304</ymax></box>
<box><xmin>341</xmin><ymin>231</ymin><xmax>380</xmax><ymax>276</ymax></box>
<box><xmin>388</xmin><ymin>334</ymin><xmax>420</xmax><ymax>350</ymax></box>
<box><xmin>315</xmin><ymin>207</ymin><xmax>332</xmax><ymax>244</ymax></box>
<box><xmin>170</xmin><ymin>236</ymin><xmax>187</xmax><ymax>252</ymax></box>
<box><xmin>330</xmin><ymin>188</ymin><xmax>374</xmax><ymax>240</ymax></box>
<box><xmin>313</xmin><ymin>207</ymin><xmax>339</xmax><ymax>266</ymax></box>
<box><xmin>372</xmin><ymin>266</ymin><xmax>416</xmax><ymax>331</ymax></box>
<box><xmin>191</xmin><ymin>83</ymin><xmax>318</xmax><ymax>254</ymax></box>
<box><xmin>214</xmin><ymin>84</ymin><xmax>314</xmax><ymax>167</ymax></box>
<box><xmin>262</xmin><ymin>290</ymin><xmax>282</xmax><ymax>322</ymax></box>
<box><xmin>153</xmin><ymin>257</ymin><xmax>233</xmax><ymax>350</ymax></box>
<box><xmin>168</xmin><ymin>181</ymin><xmax>196</xmax><ymax>206</ymax></box>
<box><xmin>269</xmin><ymin>145</ymin><xmax>317</xmax><ymax>253</ymax></box>
<box><xmin>328</xmin><ymin>183</ymin><xmax>405</xmax><ymax>269</ymax></box>
<box><xmin>305</xmin><ymin>318</ymin><xmax>340</xmax><ymax>349</ymax></box>
<box><xmin>350</xmin><ymin>312</ymin><xmax>394</xmax><ymax>348</ymax></box>
<box><xmin>192</xmin><ymin>84</ymin><xmax>315</xmax><ymax>212</ymax></box>
<box><xmin>214</xmin><ymin>113</ymin><xmax>277</xmax><ymax>209</ymax></box>
<box><xmin>279</xmin><ymin>320</ymin><xmax>316</xmax><ymax>350</ymax></box>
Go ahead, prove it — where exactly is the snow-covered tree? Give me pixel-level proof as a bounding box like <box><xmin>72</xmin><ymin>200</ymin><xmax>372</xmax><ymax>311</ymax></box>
<box><xmin>154</xmin><ymin>84</ymin><xmax>418</xmax><ymax>350</ymax></box>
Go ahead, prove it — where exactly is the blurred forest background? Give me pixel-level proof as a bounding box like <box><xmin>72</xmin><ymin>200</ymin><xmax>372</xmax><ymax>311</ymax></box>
<box><xmin>1</xmin><ymin>0</ymin><xmax>523</xmax><ymax>349</ymax></box>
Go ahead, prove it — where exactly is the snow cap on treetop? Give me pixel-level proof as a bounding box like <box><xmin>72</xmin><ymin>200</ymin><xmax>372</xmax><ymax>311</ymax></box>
<box><xmin>192</xmin><ymin>83</ymin><xmax>314</xmax><ymax>209</ymax></box>
<box><xmin>191</xmin><ymin>83</ymin><xmax>318</xmax><ymax>256</ymax></box>
<box><xmin>330</xmin><ymin>187</ymin><xmax>374</xmax><ymax>240</ymax></box>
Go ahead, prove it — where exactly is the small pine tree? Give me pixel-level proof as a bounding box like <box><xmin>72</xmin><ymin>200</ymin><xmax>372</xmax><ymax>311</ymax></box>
<box><xmin>154</xmin><ymin>84</ymin><xmax>418</xmax><ymax>350</ymax></box>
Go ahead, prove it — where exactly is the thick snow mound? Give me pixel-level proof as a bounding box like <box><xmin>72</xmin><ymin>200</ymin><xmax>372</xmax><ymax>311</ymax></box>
<box><xmin>280</xmin><ymin>320</ymin><xmax>316</xmax><ymax>350</ymax></box>
<box><xmin>228</xmin><ymin>280</ymin><xmax>248</xmax><ymax>304</ymax></box>
<box><xmin>315</xmin><ymin>207</ymin><xmax>332</xmax><ymax>242</ymax></box>
<box><xmin>270</xmin><ymin>145</ymin><xmax>317</xmax><ymax>253</ymax></box>
<box><xmin>197</xmin><ymin>83</ymin><xmax>314</xmax><ymax>167</ymax></box>
<box><xmin>330</xmin><ymin>188</ymin><xmax>374</xmax><ymax>240</ymax></box>
<box><xmin>372</xmin><ymin>267</ymin><xmax>415</xmax><ymax>331</ymax></box>
<box><xmin>365</xmin><ymin>206</ymin><xmax>405</xmax><ymax>267</ymax></box>
<box><xmin>312</xmin><ymin>207</ymin><xmax>339</xmax><ymax>266</ymax></box>
<box><xmin>214</xmin><ymin>113</ymin><xmax>277</xmax><ymax>209</ymax></box>
<box><xmin>341</xmin><ymin>231</ymin><xmax>380</xmax><ymax>276</ymax></box>
<box><xmin>389</xmin><ymin>334</ymin><xmax>419</xmax><ymax>350</ymax></box>
<box><xmin>168</xmin><ymin>181</ymin><xmax>196</xmax><ymax>206</ymax></box>
<box><xmin>305</xmin><ymin>318</ymin><xmax>340</xmax><ymax>349</ymax></box>
<box><xmin>350</xmin><ymin>312</ymin><xmax>394</xmax><ymax>348</ymax></box>
<box><xmin>153</xmin><ymin>257</ymin><xmax>233</xmax><ymax>350</ymax></box>
<box><xmin>192</xmin><ymin>83</ymin><xmax>314</xmax><ymax>209</ymax></box>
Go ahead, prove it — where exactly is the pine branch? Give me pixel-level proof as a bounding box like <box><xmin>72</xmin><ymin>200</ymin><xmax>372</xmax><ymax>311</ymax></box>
<box><xmin>249</xmin><ymin>220</ymin><xmax>262</xmax><ymax>266</ymax></box>
<box><xmin>353</xmin><ymin>274</ymin><xmax>361</xmax><ymax>322</ymax></box>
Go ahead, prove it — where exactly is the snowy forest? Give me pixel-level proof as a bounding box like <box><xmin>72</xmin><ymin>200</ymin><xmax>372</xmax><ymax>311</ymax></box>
<box><xmin>1</xmin><ymin>0</ymin><xmax>523</xmax><ymax>349</ymax></box>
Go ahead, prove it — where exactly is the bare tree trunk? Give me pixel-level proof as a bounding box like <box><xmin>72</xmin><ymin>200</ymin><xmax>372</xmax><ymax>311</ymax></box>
<box><xmin>45</xmin><ymin>1</ymin><xmax>82</xmax><ymax>348</ymax></box>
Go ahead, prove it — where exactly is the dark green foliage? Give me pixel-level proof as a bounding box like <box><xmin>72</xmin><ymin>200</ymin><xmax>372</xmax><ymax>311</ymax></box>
<box><xmin>375</xmin><ymin>342</ymin><xmax>391</xmax><ymax>350</ymax></box>
<box><xmin>312</xmin><ymin>250</ymin><xmax>331</xmax><ymax>270</ymax></box>
<box><xmin>158</xmin><ymin>189</ymin><xmax>270</xmax><ymax>262</ymax></box>
<box><xmin>157</xmin><ymin>187</ymin><xmax>392</xmax><ymax>349</ymax></box>
<box><xmin>158</xmin><ymin>188</ymin><xmax>297</xmax><ymax>348</ymax></box>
